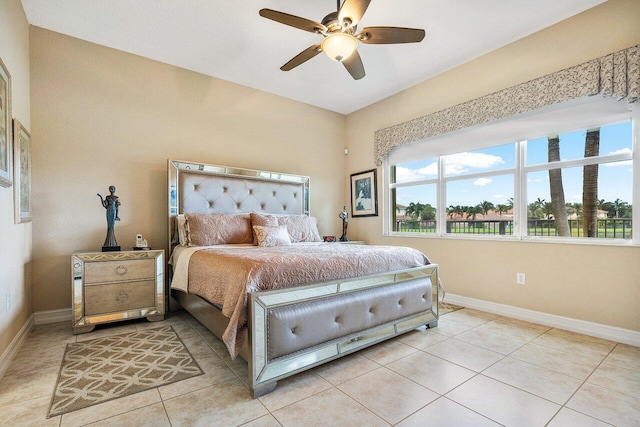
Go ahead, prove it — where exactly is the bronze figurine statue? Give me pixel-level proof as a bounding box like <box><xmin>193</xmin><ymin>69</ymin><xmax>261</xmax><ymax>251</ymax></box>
<box><xmin>98</xmin><ymin>185</ymin><xmax>121</xmax><ymax>251</ymax></box>
<box><xmin>339</xmin><ymin>206</ymin><xmax>349</xmax><ymax>242</ymax></box>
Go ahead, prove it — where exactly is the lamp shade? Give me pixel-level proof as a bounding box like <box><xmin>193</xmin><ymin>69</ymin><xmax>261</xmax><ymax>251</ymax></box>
<box><xmin>321</xmin><ymin>33</ymin><xmax>358</xmax><ymax>62</ymax></box>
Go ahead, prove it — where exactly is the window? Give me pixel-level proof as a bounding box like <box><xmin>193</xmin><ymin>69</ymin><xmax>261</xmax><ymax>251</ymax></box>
<box><xmin>385</xmin><ymin>101</ymin><xmax>637</xmax><ymax>244</ymax></box>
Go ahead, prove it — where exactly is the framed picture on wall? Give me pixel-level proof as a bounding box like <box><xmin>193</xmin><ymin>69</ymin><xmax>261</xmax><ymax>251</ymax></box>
<box><xmin>350</xmin><ymin>169</ymin><xmax>378</xmax><ymax>217</ymax></box>
<box><xmin>13</xmin><ymin>119</ymin><xmax>31</xmax><ymax>223</ymax></box>
<box><xmin>0</xmin><ymin>56</ymin><xmax>12</xmax><ymax>188</ymax></box>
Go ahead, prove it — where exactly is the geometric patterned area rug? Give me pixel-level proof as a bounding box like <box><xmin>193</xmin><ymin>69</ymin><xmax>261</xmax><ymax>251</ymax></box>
<box><xmin>47</xmin><ymin>325</ymin><xmax>203</xmax><ymax>418</ymax></box>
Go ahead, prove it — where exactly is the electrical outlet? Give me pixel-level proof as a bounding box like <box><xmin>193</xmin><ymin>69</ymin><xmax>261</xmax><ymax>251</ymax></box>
<box><xmin>6</xmin><ymin>292</ymin><xmax>11</xmax><ymax>312</ymax></box>
<box><xmin>516</xmin><ymin>273</ymin><xmax>526</xmax><ymax>285</ymax></box>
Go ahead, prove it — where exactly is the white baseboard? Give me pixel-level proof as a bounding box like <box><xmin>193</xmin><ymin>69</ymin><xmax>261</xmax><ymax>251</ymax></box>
<box><xmin>445</xmin><ymin>293</ymin><xmax>640</xmax><ymax>347</ymax></box>
<box><xmin>33</xmin><ymin>308</ymin><xmax>71</xmax><ymax>325</ymax></box>
<box><xmin>0</xmin><ymin>315</ymin><xmax>34</xmax><ymax>379</ymax></box>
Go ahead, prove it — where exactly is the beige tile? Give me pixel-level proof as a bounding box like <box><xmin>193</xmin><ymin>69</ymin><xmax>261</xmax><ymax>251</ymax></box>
<box><xmin>0</xmin><ymin>365</ymin><xmax>58</xmax><ymax>407</ymax></box>
<box><xmin>241</xmin><ymin>414</ymin><xmax>283</xmax><ymax>427</ymax></box>
<box><xmin>0</xmin><ymin>394</ymin><xmax>61</xmax><ymax>427</ymax></box>
<box><xmin>510</xmin><ymin>341</ymin><xmax>599</xmax><ymax>380</ymax></box>
<box><xmin>396</xmin><ymin>397</ymin><xmax>500</xmax><ymax>427</ymax></box>
<box><xmin>439</xmin><ymin>309</ymin><xmax>495</xmax><ymax>327</ymax></box>
<box><xmin>314</xmin><ymin>353</ymin><xmax>380</xmax><ymax>385</ymax></box>
<box><xmin>430</xmin><ymin>318</ymin><xmax>476</xmax><ymax>337</ymax></box>
<box><xmin>158</xmin><ymin>351</ymin><xmax>237</xmax><ymax>400</ymax></box>
<box><xmin>544</xmin><ymin>327</ymin><xmax>616</xmax><ymax>347</ymax></box>
<box><xmin>179</xmin><ymin>333</ymin><xmax>217</xmax><ymax>355</ymax></box>
<box><xmin>480</xmin><ymin>317</ymin><xmax>549</xmax><ymax>341</ymax></box>
<box><xmin>387</xmin><ymin>351</ymin><xmax>475</xmax><ymax>394</ymax></box>
<box><xmin>164</xmin><ymin>379</ymin><xmax>268</xmax><ymax>427</ymax></box>
<box><xmin>397</xmin><ymin>327</ymin><xmax>449</xmax><ymax>349</ymax></box>
<box><xmin>604</xmin><ymin>343</ymin><xmax>640</xmax><ymax>371</ymax></box>
<box><xmin>483</xmin><ymin>357</ymin><xmax>583</xmax><ymax>404</ymax></box>
<box><xmin>85</xmin><ymin>402</ymin><xmax>170</xmax><ymax>427</ymax></box>
<box><xmin>588</xmin><ymin>362</ymin><xmax>640</xmax><ymax>399</ymax></box>
<box><xmin>455</xmin><ymin>328</ymin><xmax>529</xmax><ymax>355</ymax></box>
<box><xmin>4</xmin><ymin>341</ymin><xmax>67</xmax><ymax>376</ymax></box>
<box><xmin>446</xmin><ymin>375</ymin><xmax>560</xmax><ymax>427</ymax></box>
<box><xmin>272</xmin><ymin>388</ymin><xmax>388</xmax><ymax>427</ymax></box>
<box><xmin>424</xmin><ymin>338</ymin><xmax>503</xmax><ymax>372</ymax></box>
<box><xmin>547</xmin><ymin>408</ymin><xmax>613</xmax><ymax>427</ymax></box>
<box><xmin>532</xmin><ymin>329</ymin><xmax>614</xmax><ymax>362</ymax></box>
<box><xmin>359</xmin><ymin>338</ymin><xmax>417</xmax><ymax>365</ymax></box>
<box><xmin>60</xmin><ymin>389</ymin><xmax>162</xmax><ymax>427</ymax></box>
<box><xmin>258</xmin><ymin>371</ymin><xmax>332</xmax><ymax>412</ymax></box>
<box><xmin>567</xmin><ymin>382</ymin><xmax>640</xmax><ymax>427</ymax></box>
<box><xmin>337</xmin><ymin>367</ymin><xmax>438</xmax><ymax>424</ymax></box>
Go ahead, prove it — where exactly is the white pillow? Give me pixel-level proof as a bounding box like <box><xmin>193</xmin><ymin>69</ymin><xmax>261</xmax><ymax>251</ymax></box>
<box><xmin>252</xmin><ymin>225</ymin><xmax>292</xmax><ymax>247</ymax></box>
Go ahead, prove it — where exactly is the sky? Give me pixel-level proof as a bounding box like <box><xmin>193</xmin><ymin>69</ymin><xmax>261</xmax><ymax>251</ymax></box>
<box><xmin>394</xmin><ymin>121</ymin><xmax>633</xmax><ymax>209</ymax></box>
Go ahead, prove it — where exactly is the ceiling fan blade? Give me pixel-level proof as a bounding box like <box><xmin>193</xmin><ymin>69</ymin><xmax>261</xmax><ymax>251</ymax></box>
<box><xmin>338</xmin><ymin>0</ymin><xmax>371</xmax><ymax>28</ymax></box>
<box><xmin>281</xmin><ymin>44</ymin><xmax>322</xmax><ymax>71</ymax></box>
<box><xmin>259</xmin><ymin>9</ymin><xmax>326</xmax><ymax>34</ymax></box>
<box><xmin>359</xmin><ymin>26</ymin><xmax>426</xmax><ymax>44</ymax></box>
<box><xmin>342</xmin><ymin>50</ymin><xmax>365</xmax><ymax>80</ymax></box>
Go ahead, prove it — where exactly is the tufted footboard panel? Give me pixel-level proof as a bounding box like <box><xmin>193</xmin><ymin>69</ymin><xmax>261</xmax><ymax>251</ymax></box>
<box><xmin>266</xmin><ymin>278</ymin><xmax>431</xmax><ymax>360</ymax></box>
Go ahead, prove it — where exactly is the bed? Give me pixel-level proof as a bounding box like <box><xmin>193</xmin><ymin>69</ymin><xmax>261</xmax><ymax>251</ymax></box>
<box><xmin>167</xmin><ymin>159</ymin><xmax>439</xmax><ymax>397</ymax></box>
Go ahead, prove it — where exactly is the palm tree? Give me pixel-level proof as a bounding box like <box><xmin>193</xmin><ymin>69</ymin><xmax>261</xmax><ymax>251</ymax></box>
<box><xmin>479</xmin><ymin>200</ymin><xmax>495</xmax><ymax>218</ymax></box>
<box><xmin>548</xmin><ymin>135</ymin><xmax>570</xmax><ymax>236</ymax></box>
<box><xmin>466</xmin><ymin>205</ymin><xmax>480</xmax><ymax>221</ymax></box>
<box><xmin>583</xmin><ymin>128</ymin><xmax>600</xmax><ymax>237</ymax></box>
<box><xmin>496</xmin><ymin>204</ymin><xmax>510</xmax><ymax>217</ymax></box>
<box><xmin>542</xmin><ymin>202</ymin><xmax>555</xmax><ymax>220</ymax></box>
<box><xmin>447</xmin><ymin>205</ymin><xmax>456</xmax><ymax>219</ymax></box>
<box><xmin>405</xmin><ymin>202</ymin><xmax>425</xmax><ymax>220</ymax></box>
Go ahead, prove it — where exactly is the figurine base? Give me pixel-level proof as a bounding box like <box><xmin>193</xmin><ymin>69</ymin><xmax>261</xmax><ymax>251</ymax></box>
<box><xmin>339</xmin><ymin>237</ymin><xmax>350</xmax><ymax>242</ymax></box>
<box><xmin>133</xmin><ymin>246</ymin><xmax>152</xmax><ymax>251</ymax></box>
<box><xmin>102</xmin><ymin>245</ymin><xmax>121</xmax><ymax>252</ymax></box>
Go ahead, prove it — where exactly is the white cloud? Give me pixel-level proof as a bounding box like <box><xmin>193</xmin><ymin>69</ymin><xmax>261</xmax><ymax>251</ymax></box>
<box><xmin>443</xmin><ymin>152</ymin><xmax>504</xmax><ymax>175</ymax></box>
<box><xmin>572</xmin><ymin>193</ymin><xmax>582</xmax><ymax>200</ymax></box>
<box><xmin>474</xmin><ymin>178</ymin><xmax>492</xmax><ymax>186</ymax></box>
<box><xmin>395</xmin><ymin>162</ymin><xmax>437</xmax><ymax>182</ymax></box>
<box><xmin>608</xmin><ymin>148</ymin><xmax>632</xmax><ymax>155</ymax></box>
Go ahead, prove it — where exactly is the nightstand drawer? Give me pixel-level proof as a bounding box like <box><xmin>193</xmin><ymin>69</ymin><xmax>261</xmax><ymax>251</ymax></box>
<box><xmin>84</xmin><ymin>259</ymin><xmax>155</xmax><ymax>284</ymax></box>
<box><xmin>84</xmin><ymin>280</ymin><xmax>156</xmax><ymax>315</ymax></box>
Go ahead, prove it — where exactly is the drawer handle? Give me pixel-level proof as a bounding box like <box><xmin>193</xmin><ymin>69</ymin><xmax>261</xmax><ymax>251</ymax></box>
<box><xmin>114</xmin><ymin>265</ymin><xmax>128</xmax><ymax>276</ymax></box>
<box><xmin>116</xmin><ymin>291</ymin><xmax>129</xmax><ymax>303</ymax></box>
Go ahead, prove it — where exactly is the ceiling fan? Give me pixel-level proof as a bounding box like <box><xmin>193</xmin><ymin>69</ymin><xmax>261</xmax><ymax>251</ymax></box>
<box><xmin>259</xmin><ymin>0</ymin><xmax>426</xmax><ymax>80</ymax></box>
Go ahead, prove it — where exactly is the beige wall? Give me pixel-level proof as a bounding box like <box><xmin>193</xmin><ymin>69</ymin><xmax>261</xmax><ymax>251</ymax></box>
<box><xmin>30</xmin><ymin>28</ymin><xmax>347</xmax><ymax>313</ymax></box>
<box><xmin>0</xmin><ymin>0</ymin><xmax>32</xmax><ymax>360</ymax></box>
<box><xmin>346</xmin><ymin>0</ymin><xmax>640</xmax><ymax>331</ymax></box>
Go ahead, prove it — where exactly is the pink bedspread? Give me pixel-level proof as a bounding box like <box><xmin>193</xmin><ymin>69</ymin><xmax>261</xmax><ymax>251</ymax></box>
<box><xmin>186</xmin><ymin>243</ymin><xmax>430</xmax><ymax>358</ymax></box>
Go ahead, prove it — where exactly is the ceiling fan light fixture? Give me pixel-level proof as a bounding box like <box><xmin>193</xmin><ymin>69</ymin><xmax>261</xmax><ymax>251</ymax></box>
<box><xmin>321</xmin><ymin>32</ymin><xmax>358</xmax><ymax>62</ymax></box>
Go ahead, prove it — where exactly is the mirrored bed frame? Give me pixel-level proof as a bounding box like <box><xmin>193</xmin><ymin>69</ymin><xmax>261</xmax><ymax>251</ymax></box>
<box><xmin>167</xmin><ymin>159</ymin><xmax>439</xmax><ymax>397</ymax></box>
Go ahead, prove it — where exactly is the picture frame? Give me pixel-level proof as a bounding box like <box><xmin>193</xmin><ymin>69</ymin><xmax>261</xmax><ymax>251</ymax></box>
<box><xmin>13</xmin><ymin>119</ymin><xmax>31</xmax><ymax>223</ymax></box>
<box><xmin>0</xmin><ymin>56</ymin><xmax>11</xmax><ymax>188</ymax></box>
<box><xmin>350</xmin><ymin>169</ymin><xmax>378</xmax><ymax>217</ymax></box>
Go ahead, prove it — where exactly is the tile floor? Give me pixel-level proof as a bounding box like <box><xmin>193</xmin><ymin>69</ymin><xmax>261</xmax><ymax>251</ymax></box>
<box><xmin>1</xmin><ymin>308</ymin><xmax>639</xmax><ymax>426</ymax></box>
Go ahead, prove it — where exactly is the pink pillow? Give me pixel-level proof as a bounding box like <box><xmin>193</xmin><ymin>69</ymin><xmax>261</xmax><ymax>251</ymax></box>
<box><xmin>185</xmin><ymin>213</ymin><xmax>253</xmax><ymax>246</ymax></box>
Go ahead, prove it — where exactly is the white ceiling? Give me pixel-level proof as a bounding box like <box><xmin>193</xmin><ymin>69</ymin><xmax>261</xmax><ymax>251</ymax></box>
<box><xmin>20</xmin><ymin>0</ymin><xmax>605</xmax><ymax>114</ymax></box>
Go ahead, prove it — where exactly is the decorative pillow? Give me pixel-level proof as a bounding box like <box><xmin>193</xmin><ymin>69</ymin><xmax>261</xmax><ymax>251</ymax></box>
<box><xmin>275</xmin><ymin>214</ymin><xmax>322</xmax><ymax>243</ymax></box>
<box><xmin>253</xmin><ymin>225</ymin><xmax>292</xmax><ymax>247</ymax></box>
<box><xmin>250</xmin><ymin>212</ymin><xmax>278</xmax><ymax>245</ymax></box>
<box><xmin>185</xmin><ymin>213</ymin><xmax>253</xmax><ymax>246</ymax></box>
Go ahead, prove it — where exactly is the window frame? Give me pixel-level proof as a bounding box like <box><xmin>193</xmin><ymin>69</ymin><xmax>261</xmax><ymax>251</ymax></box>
<box><xmin>383</xmin><ymin>108</ymin><xmax>639</xmax><ymax>246</ymax></box>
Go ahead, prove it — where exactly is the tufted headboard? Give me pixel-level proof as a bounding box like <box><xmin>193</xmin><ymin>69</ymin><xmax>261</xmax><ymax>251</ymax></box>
<box><xmin>168</xmin><ymin>160</ymin><xmax>310</xmax><ymax>250</ymax></box>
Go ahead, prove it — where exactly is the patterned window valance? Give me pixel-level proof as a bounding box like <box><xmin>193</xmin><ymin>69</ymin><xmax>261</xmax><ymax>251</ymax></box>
<box><xmin>374</xmin><ymin>44</ymin><xmax>640</xmax><ymax>165</ymax></box>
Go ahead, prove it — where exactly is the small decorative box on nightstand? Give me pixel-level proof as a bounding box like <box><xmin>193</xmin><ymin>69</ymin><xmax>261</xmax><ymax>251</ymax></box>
<box><xmin>71</xmin><ymin>250</ymin><xmax>165</xmax><ymax>334</ymax></box>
